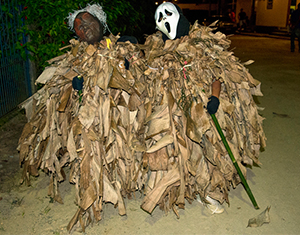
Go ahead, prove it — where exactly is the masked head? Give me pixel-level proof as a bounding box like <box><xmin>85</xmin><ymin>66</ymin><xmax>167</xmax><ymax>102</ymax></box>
<box><xmin>74</xmin><ymin>12</ymin><xmax>103</xmax><ymax>44</ymax></box>
<box><xmin>154</xmin><ymin>2</ymin><xmax>189</xmax><ymax>40</ymax></box>
<box><xmin>67</xmin><ymin>4</ymin><xmax>110</xmax><ymax>44</ymax></box>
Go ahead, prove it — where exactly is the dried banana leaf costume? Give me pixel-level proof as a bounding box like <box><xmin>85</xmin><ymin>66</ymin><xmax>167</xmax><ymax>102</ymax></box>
<box><xmin>18</xmin><ymin>4</ymin><xmax>148</xmax><ymax>232</ymax></box>
<box><xmin>17</xmin><ymin>2</ymin><xmax>266</xmax><ymax>232</ymax></box>
<box><xmin>19</xmin><ymin>36</ymin><xmax>148</xmax><ymax>231</ymax></box>
<box><xmin>140</xmin><ymin>3</ymin><xmax>266</xmax><ymax>214</ymax></box>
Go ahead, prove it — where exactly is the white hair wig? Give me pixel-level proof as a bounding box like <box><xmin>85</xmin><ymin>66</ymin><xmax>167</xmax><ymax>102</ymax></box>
<box><xmin>67</xmin><ymin>3</ymin><xmax>109</xmax><ymax>33</ymax></box>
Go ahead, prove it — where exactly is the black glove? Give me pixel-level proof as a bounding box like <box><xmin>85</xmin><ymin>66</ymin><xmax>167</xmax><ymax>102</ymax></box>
<box><xmin>117</xmin><ymin>35</ymin><xmax>138</xmax><ymax>44</ymax></box>
<box><xmin>72</xmin><ymin>76</ymin><xmax>84</xmax><ymax>91</ymax></box>
<box><xmin>124</xmin><ymin>57</ymin><xmax>130</xmax><ymax>70</ymax></box>
<box><xmin>207</xmin><ymin>96</ymin><xmax>220</xmax><ymax>115</ymax></box>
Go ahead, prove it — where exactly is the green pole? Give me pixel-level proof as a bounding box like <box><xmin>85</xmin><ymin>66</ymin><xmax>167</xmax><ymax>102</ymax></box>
<box><xmin>211</xmin><ymin>114</ymin><xmax>259</xmax><ymax>209</ymax></box>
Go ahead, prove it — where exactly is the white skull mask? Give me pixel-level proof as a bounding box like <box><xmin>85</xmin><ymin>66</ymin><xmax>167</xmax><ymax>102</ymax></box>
<box><xmin>155</xmin><ymin>2</ymin><xmax>180</xmax><ymax>40</ymax></box>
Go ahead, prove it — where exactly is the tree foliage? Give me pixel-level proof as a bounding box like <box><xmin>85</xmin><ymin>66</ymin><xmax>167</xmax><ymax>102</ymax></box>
<box><xmin>15</xmin><ymin>0</ymin><xmax>156</xmax><ymax>75</ymax></box>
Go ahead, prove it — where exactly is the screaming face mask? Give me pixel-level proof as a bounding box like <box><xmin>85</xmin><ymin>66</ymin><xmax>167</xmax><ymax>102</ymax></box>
<box><xmin>155</xmin><ymin>2</ymin><xmax>180</xmax><ymax>40</ymax></box>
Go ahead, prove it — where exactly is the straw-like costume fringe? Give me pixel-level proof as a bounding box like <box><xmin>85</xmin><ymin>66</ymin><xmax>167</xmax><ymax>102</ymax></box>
<box><xmin>140</xmin><ymin>22</ymin><xmax>266</xmax><ymax>213</ymax></box>
<box><xmin>18</xmin><ymin>35</ymin><xmax>148</xmax><ymax>231</ymax></box>
<box><xmin>18</xmin><ymin>22</ymin><xmax>266</xmax><ymax>231</ymax></box>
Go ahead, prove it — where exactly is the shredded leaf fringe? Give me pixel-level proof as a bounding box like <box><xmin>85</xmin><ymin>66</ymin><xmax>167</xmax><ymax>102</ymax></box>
<box><xmin>18</xmin><ymin>22</ymin><xmax>266</xmax><ymax>232</ymax></box>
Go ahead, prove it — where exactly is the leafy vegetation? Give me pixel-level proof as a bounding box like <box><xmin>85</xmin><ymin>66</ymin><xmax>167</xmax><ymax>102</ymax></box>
<box><xmin>2</xmin><ymin>0</ymin><xmax>156</xmax><ymax>76</ymax></box>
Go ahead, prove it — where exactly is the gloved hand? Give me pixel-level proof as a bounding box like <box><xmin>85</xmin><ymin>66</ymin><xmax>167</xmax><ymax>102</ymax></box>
<box><xmin>124</xmin><ymin>58</ymin><xmax>130</xmax><ymax>70</ymax></box>
<box><xmin>207</xmin><ymin>96</ymin><xmax>220</xmax><ymax>115</ymax></box>
<box><xmin>117</xmin><ymin>35</ymin><xmax>138</xmax><ymax>44</ymax></box>
<box><xmin>72</xmin><ymin>76</ymin><xmax>84</xmax><ymax>91</ymax></box>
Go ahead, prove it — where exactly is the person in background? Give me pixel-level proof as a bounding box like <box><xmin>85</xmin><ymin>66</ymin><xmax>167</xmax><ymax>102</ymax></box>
<box><xmin>238</xmin><ymin>8</ymin><xmax>247</xmax><ymax>30</ymax></box>
<box><xmin>290</xmin><ymin>3</ymin><xmax>300</xmax><ymax>52</ymax></box>
<box><xmin>228</xmin><ymin>8</ymin><xmax>236</xmax><ymax>23</ymax></box>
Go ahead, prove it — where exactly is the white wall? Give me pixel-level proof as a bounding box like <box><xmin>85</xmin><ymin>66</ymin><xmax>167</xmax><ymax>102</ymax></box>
<box><xmin>255</xmin><ymin>0</ymin><xmax>290</xmax><ymax>27</ymax></box>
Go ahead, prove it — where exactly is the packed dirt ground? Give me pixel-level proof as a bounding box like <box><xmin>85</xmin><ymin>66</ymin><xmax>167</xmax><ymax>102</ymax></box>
<box><xmin>0</xmin><ymin>34</ymin><xmax>299</xmax><ymax>235</ymax></box>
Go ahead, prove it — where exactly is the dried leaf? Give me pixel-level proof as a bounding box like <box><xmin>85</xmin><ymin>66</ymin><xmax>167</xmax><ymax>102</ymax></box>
<box><xmin>101</xmin><ymin>95</ymin><xmax>111</xmax><ymax>138</ymax></box>
<box><xmin>35</xmin><ymin>67</ymin><xmax>57</xmax><ymax>84</ymax></box>
<box><xmin>80</xmin><ymin>182</ymin><xmax>97</xmax><ymax>210</ymax></box>
<box><xmin>63</xmin><ymin>70</ymin><xmax>79</xmax><ymax>80</ymax></box>
<box><xmin>144</xmin><ymin>147</ymin><xmax>169</xmax><ymax>171</ymax></box>
<box><xmin>146</xmin><ymin>114</ymin><xmax>170</xmax><ymax>138</ymax></box>
<box><xmin>243</xmin><ymin>60</ymin><xmax>254</xmax><ymax>66</ymax></box>
<box><xmin>186</xmin><ymin>115</ymin><xmax>202</xmax><ymax>144</ymax></box>
<box><xmin>145</xmin><ymin>103</ymin><xmax>168</xmax><ymax>123</ymax></box>
<box><xmin>247</xmin><ymin>206</ymin><xmax>271</xmax><ymax>227</ymax></box>
<box><xmin>86</xmin><ymin>44</ymin><xmax>97</xmax><ymax>56</ymax></box>
<box><xmin>67</xmin><ymin>128</ymin><xmax>78</xmax><ymax>162</ymax></box>
<box><xmin>78</xmin><ymin>96</ymin><xmax>97</xmax><ymax>129</ymax></box>
<box><xmin>128</xmin><ymin>92</ymin><xmax>141</xmax><ymax>111</ymax></box>
<box><xmin>146</xmin><ymin>134</ymin><xmax>173</xmax><ymax>153</ymax></box>
<box><xmin>103</xmin><ymin>174</ymin><xmax>118</xmax><ymax>204</ymax></box>
<box><xmin>141</xmin><ymin>165</ymin><xmax>180</xmax><ymax>213</ymax></box>
<box><xmin>114</xmin><ymin>181</ymin><xmax>126</xmax><ymax>216</ymax></box>
<box><xmin>109</xmin><ymin>67</ymin><xmax>132</xmax><ymax>93</ymax></box>
<box><xmin>57</xmin><ymin>84</ymin><xmax>72</xmax><ymax>112</ymax></box>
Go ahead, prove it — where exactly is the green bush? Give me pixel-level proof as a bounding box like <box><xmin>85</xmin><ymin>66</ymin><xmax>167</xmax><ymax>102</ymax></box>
<box><xmin>16</xmin><ymin>0</ymin><xmax>156</xmax><ymax>75</ymax></box>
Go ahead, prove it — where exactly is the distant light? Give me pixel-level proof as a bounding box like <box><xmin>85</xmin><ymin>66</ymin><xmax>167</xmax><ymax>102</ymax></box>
<box><xmin>155</xmin><ymin>2</ymin><xmax>158</xmax><ymax>5</ymax></box>
<box><xmin>163</xmin><ymin>1</ymin><xmax>166</xmax><ymax>3</ymax></box>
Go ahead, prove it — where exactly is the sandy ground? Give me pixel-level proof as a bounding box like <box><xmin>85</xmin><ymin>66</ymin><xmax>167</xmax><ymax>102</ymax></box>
<box><xmin>0</xmin><ymin>34</ymin><xmax>299</xmax><ymax>235</ymax></box>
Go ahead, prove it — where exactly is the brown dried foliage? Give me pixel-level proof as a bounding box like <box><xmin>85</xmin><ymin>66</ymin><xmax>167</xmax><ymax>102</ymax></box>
<box><xmin>18</xmin><ymin>22</ymin><xmax>266</xmax><ymax>231</ymax></box>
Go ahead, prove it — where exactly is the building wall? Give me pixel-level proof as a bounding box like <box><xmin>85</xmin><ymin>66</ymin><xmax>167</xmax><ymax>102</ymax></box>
<box><xmin>177</xmin><ymin>3</ymin><xmax>218</xmax><ymax>11</ymax></box>
<box><xmin>176</xmin><ymin>0</ymin><xmax>300</xmax><ymax>28</ymax></box>
<box><xmin>255</xmin><ymin>0</ymin><xmax>290</xmax><ymax>27</ymax></box>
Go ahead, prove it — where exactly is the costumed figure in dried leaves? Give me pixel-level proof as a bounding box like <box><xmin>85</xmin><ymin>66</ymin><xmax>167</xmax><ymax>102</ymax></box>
<box><xmin>139</xmin><ymin>2</ymin><xmax>266</xmax><ymax>215</ymax></box>
<box><xmin>17</xmin><ymin>1</ymin><xmax>266</xmax><ymax>232</ymax></box>
<box><xmin>18</xmin><ymin>3</ymin><xmax>148</xmax><ymax>232</ymax></box>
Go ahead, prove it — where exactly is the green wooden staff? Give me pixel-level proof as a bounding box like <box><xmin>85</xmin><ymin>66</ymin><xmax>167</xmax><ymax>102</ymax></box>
<box><xmin>211</xmin><ymin>113</ymin><xmax>259</xmax><ymax>209</ymax></box>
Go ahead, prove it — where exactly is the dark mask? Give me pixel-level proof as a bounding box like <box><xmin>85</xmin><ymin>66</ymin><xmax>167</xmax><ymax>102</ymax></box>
<box><xmin>74</xmin><ymin>12</ymin><xmax>104</xmax><ymax>44</ymax></box>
